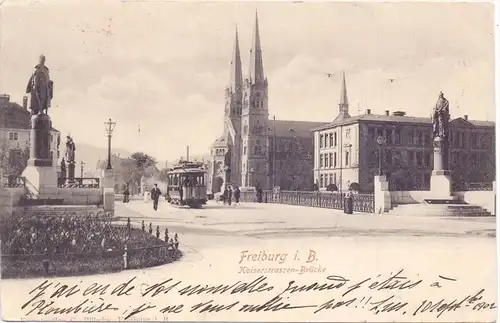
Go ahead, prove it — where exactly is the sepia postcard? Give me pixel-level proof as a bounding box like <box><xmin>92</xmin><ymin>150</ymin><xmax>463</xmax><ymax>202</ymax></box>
<box><xmin>0</xmin><ymin>0</ymin><xmax>497</xmax><ymax>322</ymax></box>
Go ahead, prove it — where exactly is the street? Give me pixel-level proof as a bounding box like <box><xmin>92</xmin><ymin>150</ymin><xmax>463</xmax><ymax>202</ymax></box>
<box><xmin>1</xmin><ymin>200</ymin><xmax>496</xmax><ymax>322</ymax></box>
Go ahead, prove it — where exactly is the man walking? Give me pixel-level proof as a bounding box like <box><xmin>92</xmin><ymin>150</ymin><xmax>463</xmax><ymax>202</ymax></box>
<box><xmin>151</xmin><ymin>184</ymin><xmax>162</xmax><ymax>211</ymax></box>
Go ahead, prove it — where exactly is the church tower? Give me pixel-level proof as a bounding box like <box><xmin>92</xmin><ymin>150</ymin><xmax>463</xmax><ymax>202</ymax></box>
<box><xmin>208</xmin><ymin>28</ymin><xmax>243</xmax><ymax>193</ymax></box>
<box><xmin>334</xmin><ymin>71</ymin><xmax>351</xmax><ymax>121</ymax></box>
<box><xmin>241</xmin><ymin>11</ymin><xmax>269</xmax><ymax>189</ymax></box>
<box><xmin>224</xmin><ymin>27</ymin><xmax>243</xmax><ymax>186</ymax></box>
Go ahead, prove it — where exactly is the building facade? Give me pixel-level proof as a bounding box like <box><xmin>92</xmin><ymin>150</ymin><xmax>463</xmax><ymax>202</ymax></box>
<box><xmin>0</xmin><ymin>94</ymin><xmax>60</xmax><ymax>175</ymax></box>
<box><xmin>313</xmin><ymin>78</ymin><xmax>495</xmax><ymax>192</ymax></box>
<box><xmin>208</xmin><ymin>14</ymin><xmax>325</xmax><ymax>193</ymax></box>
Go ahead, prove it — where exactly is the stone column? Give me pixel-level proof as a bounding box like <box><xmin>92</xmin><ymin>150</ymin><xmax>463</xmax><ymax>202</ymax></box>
<box><xmin>374</xmin><ymin>175</ymin><xmax>391</xmax><ymax>214</ymax></box>
<box><xmin>22</xmin><ymin>114</ymin><xmax>57</xmax><ymax>195</ymax></box>
<box><xmin>430</xmin><ymin>136</ymin><xmax>452</xmax><ymax>197</ymax></box>
<box><xmin>102</xmin><ymin>168</ymin><xmax>115</xmax><ymax>215</ymax></box>
<box><xmin>67</xmin><ymin>161</ymin><xmax>76</xmax><ymax>184</ymax></box>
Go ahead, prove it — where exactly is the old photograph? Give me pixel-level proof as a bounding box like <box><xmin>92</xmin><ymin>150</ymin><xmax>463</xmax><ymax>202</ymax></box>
<box><xmin>0</xmin><ymin>0</ymin><xmax>497</xmax><ymax>322</ymax></box>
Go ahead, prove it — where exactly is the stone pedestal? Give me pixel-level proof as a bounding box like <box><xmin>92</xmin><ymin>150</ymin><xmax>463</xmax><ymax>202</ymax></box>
<box><xmin>67</xmin><ymin>161</ymin><xmax>76</xmax><ymax>184</ymax></box>
<box><xmin>22</xmin><ymin>113</ymin><xmax>58</xmax><ymax>196</ymax></box>
<box><xmin>430</xmin><ymin>137</ymin><xmax>452</xmax><ymax>198</ymax></box>
<box><xmin>102</xmin><ymin>169</ymin><xmax>115</xmax><ymax>214</ymax></box>
<box><xmin>374</xmin><ymin>175</ymin><xmax>391</xmax><ymax>214</ymax></box>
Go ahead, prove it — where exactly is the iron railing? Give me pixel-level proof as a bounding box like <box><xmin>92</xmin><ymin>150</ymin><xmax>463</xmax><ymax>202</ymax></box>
<box><xmin>58</xmin><ymin>177</ymin><xmax>100</xmax><ymax>188</ymax></box>
<box><xmin>2</xmin><ymin>175</ymin><xmax>26</xmax><ymax>188</ymax></box>
<box><xmin>240</xmin><ymin>190</ymin><xmax>375</xmax><ymax>213</ymax></box>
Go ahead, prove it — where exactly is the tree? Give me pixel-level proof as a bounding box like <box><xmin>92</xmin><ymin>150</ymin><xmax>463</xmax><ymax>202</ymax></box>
<box><xmin>0</xmin><ymin>139</ymin><xmax>29</xmax><ymax>176</ymax></box>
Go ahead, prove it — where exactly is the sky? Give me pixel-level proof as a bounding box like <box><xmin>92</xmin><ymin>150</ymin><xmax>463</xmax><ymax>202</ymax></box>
<box><xmin>0</xmin><ymin>0</ymin><xmax>495</xmax><ymax>161</ymax></box>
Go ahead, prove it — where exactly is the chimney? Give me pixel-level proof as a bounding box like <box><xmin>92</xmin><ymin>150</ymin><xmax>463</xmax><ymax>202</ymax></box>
<box><xmin>365</xmin><ymin>109</ymin><xmax>371</xmax><ymax>115</ymax></box>
<box><xmin>23</xmin><ymin>96</ymin><xmax>28</xmax><ymax>110</ymax></box>
<box><xmin>385</xmin><ymin>110</ymin><xmax>390</xmax><ymax>116</ymax></box>
<box><xmin>464</xmin><ymin>115</ymin><xmax>468</xmax><ymax>120</ymax></box>
<box><xmin>186</xmin><ymin>146</ymin><xmax>190</xmax><ymax>161</ymax></box>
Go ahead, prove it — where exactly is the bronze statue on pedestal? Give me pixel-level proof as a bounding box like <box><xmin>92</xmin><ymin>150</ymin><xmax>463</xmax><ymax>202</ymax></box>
<box><xmin>432</xmin><ymin>91</ymin><xmax>450</xmax><ymax>139</ymax></box>
<box><xmin>26</xmin><ymin>55</ymin><xmax>54</xmax><ymax>115</ymax></box>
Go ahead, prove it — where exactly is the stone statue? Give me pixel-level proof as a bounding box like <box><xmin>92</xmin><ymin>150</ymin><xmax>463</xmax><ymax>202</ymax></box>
<box><xmin>60</xmin><ymin>158</ymin><xmax>67</xmax><ymax>178</ymax></box>
<box><xmin>65</xmin><ymin>135</ymin><xmax>76</xmax><ymax>163</ymax></box>
<box><xmin>26</xmin><ymin>55</ymin><xmax>54</xmax><ymax>115</ymax></box>
<box><xmin>432</xmin><ymin>91</ymin><xmax>450</xmax><ymax>139</ymax></box>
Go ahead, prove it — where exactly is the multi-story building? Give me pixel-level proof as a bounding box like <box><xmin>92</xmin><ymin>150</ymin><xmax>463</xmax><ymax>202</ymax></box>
<box><xmin>312</xmin><ymin>75</ymin><xmax>495</xmax><ymax>192</ymax></box>
<box><xmin>208</xmin><ymin>13</ymin><xmax>325</xmax><ymax>193</ymax></box>
<box><xmin>0</xmin><ymin>94</ymin><xmax>61</xmax><ymax>175</ymax></box>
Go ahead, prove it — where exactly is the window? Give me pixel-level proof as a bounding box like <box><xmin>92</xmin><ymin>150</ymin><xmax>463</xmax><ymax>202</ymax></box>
<box><xmin>329</xmin><ymin>173</ymin><xmax>333</xmax><ymax>186</ymax></box>
<box><xmin>9</xmin><ymin>132</ymin><xmax>18</xmax><ymax>141</ymax></box>
<box><xmin>329</xmin><ymin>153</ymin><xmax>333</xmax><ymax>168</ymax></box>
<box><xmin>320</xmin><ymin>135</ymin><xmax>324</xmax><ymax>148</ymax></box>
<box><xmin>243</xmin><ymin>146</ymin><xmax>247</xmax><ymax>155</ymax></box>
<box><xmin>424</xmin><ymin>152</ymin><xmax>431</xmax><ymax>167</ymax></box>
<box><xmin>320</xmin><ymin>174</ymin><xmax>324</xmax><ymax>188</ymax></box>
<box><xmin>416</xmin><ymin>152</ymin><xmax>422</xmax><ymax>166</ymax></box>
<box><xmin>334</xmin><ymin>173</ymin><xmax>337</xmax><ymax>185</ymax></box>
<box><xmin>334</xmin><ymin>132</ymin><xmax>337</xmax><ymax>146</ymax></box>
<box><xmin>385</xmin><ymin>150</ymin><xmax>392</xmax><ymax>166</ymax></box>
<box><xmin>324</xmin><ymin>154</ymin><xmax>329</xmax><ymax>168</ymax></box>
<box><xmin>345</xmin><ymin>151</ymin><xmax>349</xmax><ymax>166</ymax></box>
<box><xmin>345</xmin><ymin>129</ymin><xmax>351</xmax><ymax>139</ymax></box>
<box><xmin>368</xmin><ymin>128</ymin><xmax>375</xmax><ymax>141</ymax></box>
<box><xmin>320</xmin><ymin>153</ymin><xmax>324</xmax><ymax>168</ymax></box>
<box><xmin>334</xmin><ymin>152</ymin><xmax>337</xmax><ymax>167</ymax></box>
<box><xmin>329</xmin><ymin>133</ymin><xmax>333</xmax><ymax>147</ymax></box>
<box><xmin>395</xmin><ymin>129</ymin><xmax>401</xmax><ymax>145</ymax></box>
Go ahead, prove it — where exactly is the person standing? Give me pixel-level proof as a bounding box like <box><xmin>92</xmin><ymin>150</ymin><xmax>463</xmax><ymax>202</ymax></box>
<box><xmin>227</xmin><ymin>186</ymin><xmax>233</xmax><ymax>206</ymax></box>
<box><xmin>123</xmin><ymin>187</ymin><xmax>130</xmax><ymax>203</ymax></box>
<box><xmin>344</xmin><ymin>189</ymin><xmax>354</xmax><ymax>214</ymax></box>
<box><xmin>233</xmin><ymin>186</ymin><xmax>241</xmax><ymax>205</ymax></box>
<box><xmin>151</xmin><ymin>184</ymin><xmax>162</xmax><ymax>211</ymax></box>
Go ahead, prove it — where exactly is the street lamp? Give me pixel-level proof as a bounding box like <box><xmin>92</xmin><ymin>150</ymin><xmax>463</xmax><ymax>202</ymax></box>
<box><xmin>376</xmin><ymin>135</ymin><xmax>386</xmax><ymax>176</ymax></box>
<box><xmin>104</xmin><ymin>118</ymin><xmax>116</xmax><ymax>170</ymax></box>
<box><xmin>80</xmin><ymin>161</ymin><xmax>85</xmax><ymax>178</ymax></box>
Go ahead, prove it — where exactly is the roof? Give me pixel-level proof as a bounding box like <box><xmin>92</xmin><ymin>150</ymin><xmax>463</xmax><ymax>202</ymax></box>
<box><xmin>0</xmin><ymin>98</ymin><xmax>60</xmax><ymax>132</ymax></box>
<box><xmin>312</xmin><ymin>113</ymin><xmax>495</xmax><ymax>131</ymax></box>
<box><xmin>269</xmin><ymin>120</ymin><xmax>327</xmax><ymax>138</ymax></box>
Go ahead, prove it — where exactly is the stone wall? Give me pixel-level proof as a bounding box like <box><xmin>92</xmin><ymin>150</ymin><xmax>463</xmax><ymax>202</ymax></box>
<box><xmin>0</xmin><ymin>187</ymin><xmax>27</xmax><ymax>219</ymax></box>
<box><xmin>390</xmin><ymin>190</ymin><xmax>496</xmax><ymax>215</ymax></box>
<box><xmin>39</xmin><ymin>187</ymin><xmax>102</xmax><ymax>205</ymax></box>
<box><xmin>453</xmin><ymin>191</ymin><xmax>496</xmax><ymax>215</ymax></box>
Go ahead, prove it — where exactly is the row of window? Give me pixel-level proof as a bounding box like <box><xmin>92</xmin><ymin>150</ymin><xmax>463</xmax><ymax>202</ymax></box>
<box><xmin>319</xmin><ymin>129</ymin><xmax>351</xmax><ymax>148</ymax></box>
<box><xmin>450</xmin><ymin>131</ymin><xmax>491</xmax><ymax>149</ymax></box>
<box><xmin>319</xmin><ymin>173</ymin><xmax>338</xmax><ymax>188</ymax></box>
<box><xmin>367</xmin><ymin>150</ymin><xmax>433</xmax><ymax>168</ymax></box>
<box><xmin>319</xmin><ymin>152</ymin><xmax>350</xmax><ymax>168</ymax></box>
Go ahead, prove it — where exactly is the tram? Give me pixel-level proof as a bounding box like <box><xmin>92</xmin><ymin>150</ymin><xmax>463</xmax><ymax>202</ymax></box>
<box><xmin>166</xmin><ymin>161</ymin><xmax>207</xmax><ymax>208</ymax></box>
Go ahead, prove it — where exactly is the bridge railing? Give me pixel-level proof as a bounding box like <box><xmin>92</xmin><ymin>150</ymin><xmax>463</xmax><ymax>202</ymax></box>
<box><xmin>2</xmin><ymin>175</ymin><xmax>26</xmax><ymax>188</ymax></box>
<box><xmin>58</xmin><ymin>177</ymin><xmax>100</xmax><ymax>188</ymax></box>
<box><xmin>240</xmin><ymin>190</ymin><xmax>374</xmax><ymax>213</ymax></box>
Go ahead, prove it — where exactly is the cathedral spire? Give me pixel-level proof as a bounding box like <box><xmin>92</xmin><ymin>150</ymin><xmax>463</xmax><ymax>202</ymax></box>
<box><xmin>229</xmin><ymin>27</ymin><xmax>243</xmax><ymax>92</ymax></box>
<box><xmin>248</xmin><ymin>11</ymin><xmax>265</xmax><ymax>84</ymax></box>
<box><xmin>337</xmin><ymin>71</ymin><xmax>351</xmax><ymax>120</ymax></box>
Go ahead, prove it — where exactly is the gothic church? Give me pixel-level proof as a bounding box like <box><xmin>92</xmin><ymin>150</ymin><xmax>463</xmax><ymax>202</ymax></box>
<box><xmin>208</xmin><ymin>13</ymin><xmax>325</xmax><ymax>193</ymax></box>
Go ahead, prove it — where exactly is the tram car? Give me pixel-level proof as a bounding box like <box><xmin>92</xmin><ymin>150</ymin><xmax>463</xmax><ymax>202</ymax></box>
<box><xmin>166</xmin><ymin>161</ymin><xmax>208</xmax><ymax>208</ymax></box>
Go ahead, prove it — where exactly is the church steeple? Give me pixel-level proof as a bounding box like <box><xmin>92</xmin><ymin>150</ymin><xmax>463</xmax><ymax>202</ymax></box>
<box><xmin>337</xmin><ymin>71</ymin><xmax>351</xmax><ymax>120</ymax></box>
<box><xmin>229</xmin><ymin>27</ymin><xmax>242</xmax><ymax>92</ymax></box>
<box><xmin>248</xmin><ymin>11</ymin><xmax>265</xmax><ymax>84</ymax></box>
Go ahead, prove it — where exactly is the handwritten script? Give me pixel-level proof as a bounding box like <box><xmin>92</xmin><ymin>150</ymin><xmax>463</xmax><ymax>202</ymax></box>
<box><xmin>19</xmin><ymin>269</ymin><xmax>496</xmax><ymax>321</ymax></box>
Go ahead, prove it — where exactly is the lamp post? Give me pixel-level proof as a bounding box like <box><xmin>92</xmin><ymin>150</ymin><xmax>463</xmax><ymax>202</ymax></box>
<box><xmin>104</xmin><ymin>118</ymin><xmax>116</xmax><ymax>170</ymax></box>
<box><xmin>80</xmin><ymin>161</ymin><xmax>85</xmax><ymax>178</ymax></box>
<box><xmin>376</xmin><ymin>135</ymin><xmax>386</xmax><ymax>176</ymax></box>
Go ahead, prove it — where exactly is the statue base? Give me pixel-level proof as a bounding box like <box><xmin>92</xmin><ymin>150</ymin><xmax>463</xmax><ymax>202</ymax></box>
<box><xmin>22</xmin><ymin>165</ymin><xmax>58</xmax><ymax>196</ymax></box>
<box><xmin>430</xmin><ymin>170</ymin><xmax>452</xmax><ymax>199</ymax></box>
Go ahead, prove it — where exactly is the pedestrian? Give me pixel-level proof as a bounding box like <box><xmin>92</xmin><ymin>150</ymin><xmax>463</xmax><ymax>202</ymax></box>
<box><xmin>227</xmin><ymin>186</ymin><xmax>233</xmax><ymax>206</ymax></box>
<box><xmin>174</xmin><ymin>233</ymin><xmax>179</xmax><ymax>249</ymax></box>
<box><xmin>141</xmin><ymin>220</ymin><xmax>145</xmax><ymax>232</ymax></box>
<box><xmin>233</xmin><ymin>186</ymin><xmax>241</xmax><ymax>205</ymax></box>
<box><xmin>149</xmin><ymin>222</ymin><xmax>153</xmax><ymax>235</ymax></box>
<box><xmin>344</xmin><ymin>189</ymin><xmax>354</xmax><ymax>215</ymax></box>
<box><xmin>123</xmin><ymin>187</ymin><xmax>130</xmax><ymax>203</ymax></box>
<box><xmin>164</xmin><ymin>228</ymin><xmax>169</xmax><ymax>242</ymax></box>
<box><xmin>256</xmin><ymin>187</ymin><xmax>263</xmax><ymax>203</ymax></box>
<box><xmin>222</xmin><ymin>186</ymin><xmax>228</xmax><ymax>205</ymax></box>
<box><xmin>156</xmin><ymin>226</ymin><xmax>160</xmax><ymax>239</ymax></box>
<box><xmin>151</xmin><ymin>184</ymin><xmax>162</xmax><ymax>211</ymax></box>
